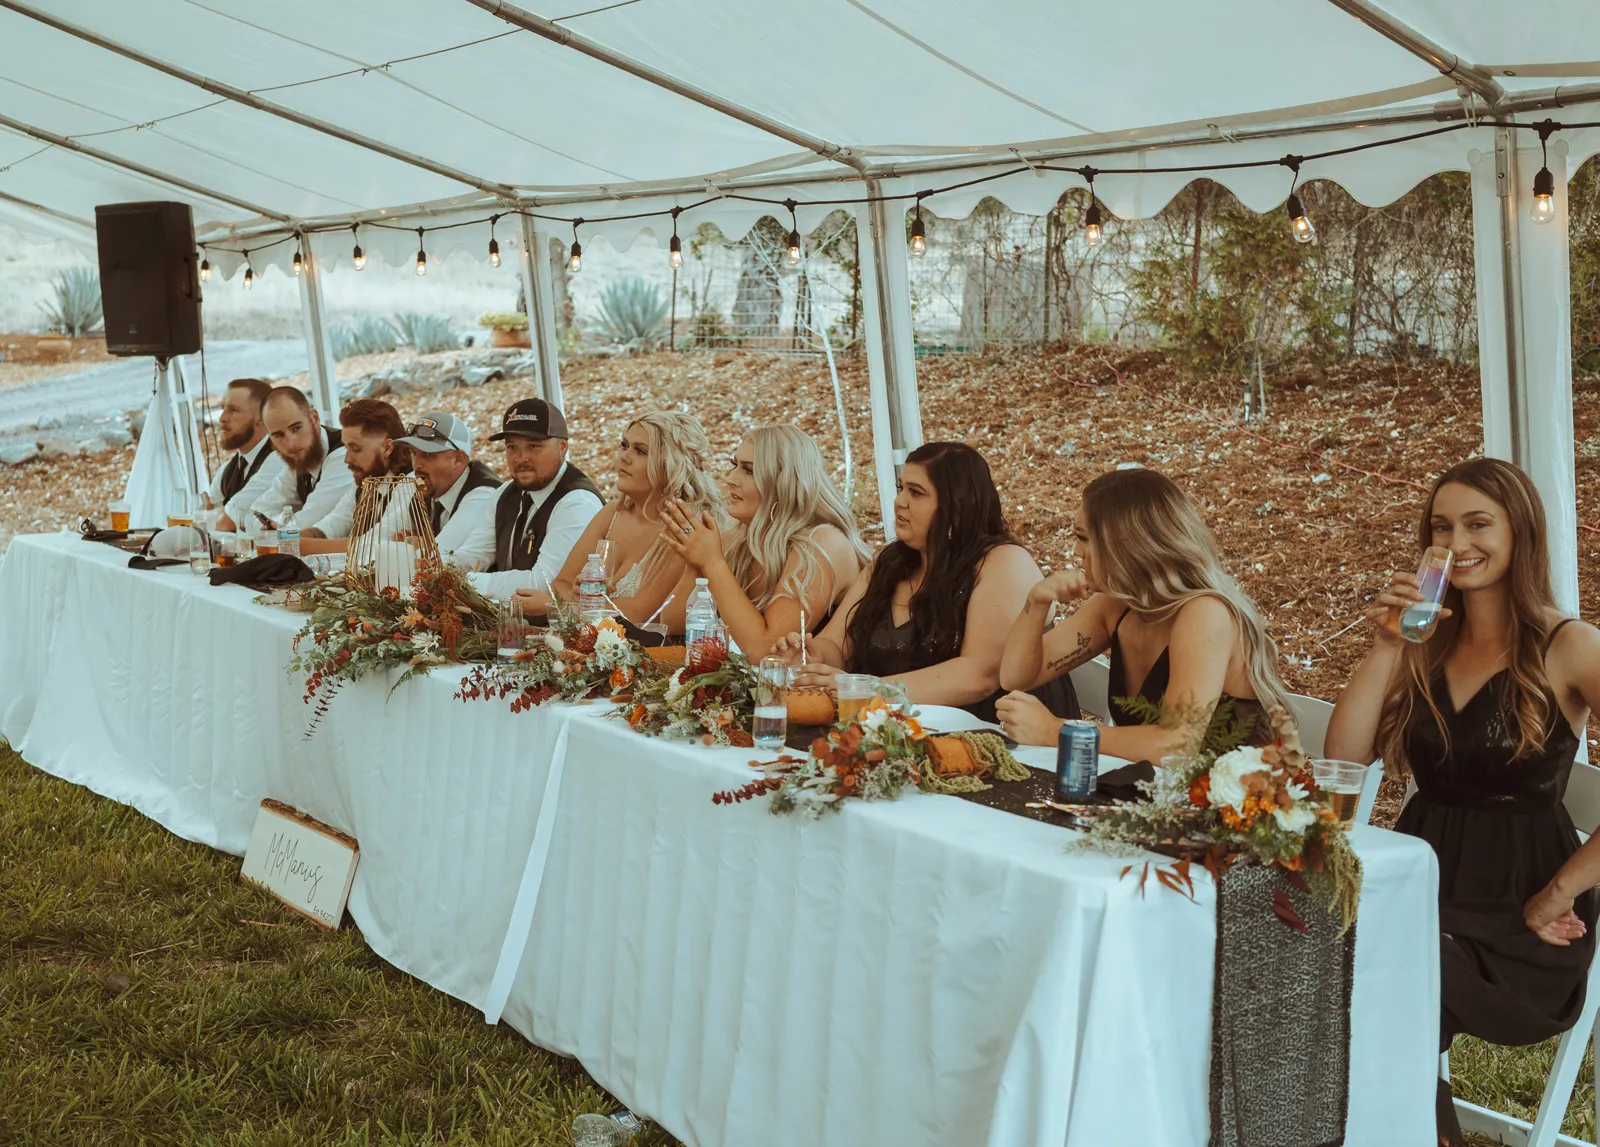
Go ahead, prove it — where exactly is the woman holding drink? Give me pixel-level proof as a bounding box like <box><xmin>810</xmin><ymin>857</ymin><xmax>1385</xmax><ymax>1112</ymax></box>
<box><xmin>775</xmin><ymin>442</ymin><xmax>1073</xmax><ymax>723</ymax></box>
<box><xmin>1323</xmin><ymin>457</ymin><xmax>1600</xmax><ymax>1147</ymax></box>
<box><xmin>996</xmin><ymin>467</ymin><xmax>1290</xmax><ymax>757</ymax></box>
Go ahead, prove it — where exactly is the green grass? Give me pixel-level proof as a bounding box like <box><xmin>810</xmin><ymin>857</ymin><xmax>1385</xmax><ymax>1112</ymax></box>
<box><xmin>4</xmin><ymin>741</ymin><xmax>1595</xmax><ymax>1147</ymax></box>
<box><xmin>0</xmin><ymin>744</ymin><xmax>679</xmax><ymax>1147</ymax></box>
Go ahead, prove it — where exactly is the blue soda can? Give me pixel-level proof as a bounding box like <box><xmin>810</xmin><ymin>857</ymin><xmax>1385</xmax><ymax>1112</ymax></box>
<box><xmin>1056</xmin><ymin>719</ymin><xmax>1100</xmax><ymax>800</ymax></box>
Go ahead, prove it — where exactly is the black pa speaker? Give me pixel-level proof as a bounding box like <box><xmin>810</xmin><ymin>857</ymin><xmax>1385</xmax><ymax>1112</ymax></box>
<box><xmin>95</xmin><ymin>201</ymin><xmax>203</xmax><ymax>358</ymax></box>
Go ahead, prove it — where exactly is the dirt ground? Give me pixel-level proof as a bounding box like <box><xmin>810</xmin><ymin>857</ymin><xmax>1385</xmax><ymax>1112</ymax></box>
<box><xmin>5</xmin><ymin>344</ymin><xmax>1598</xmax><ymax>735</ymax></box>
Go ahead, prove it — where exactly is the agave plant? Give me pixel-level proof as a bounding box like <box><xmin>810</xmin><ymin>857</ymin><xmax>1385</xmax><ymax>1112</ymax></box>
<box><xmin>329</xmin><ymin>316</ymin><xmax>400</xmax><ymax>360</ymax></box>
<box><xmin>595</xmin><ymin>277</ymin><xmax>668</xmax><ymax>351</ymax></box>
<box><xmin>391</xmin><ymin>313</ymin><xmax>459</xmax><ymax>354</ymax></box>
<box><xmin>38</xmin><ymin>267</ymin><xmax>103</xmax><ymax>337</ymax></box>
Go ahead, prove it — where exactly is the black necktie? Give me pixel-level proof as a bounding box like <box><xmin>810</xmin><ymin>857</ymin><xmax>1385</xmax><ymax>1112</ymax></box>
<box><xmin>219</xmin><ymin>454</ymin><xmax>247</xmax><ymax>502</ymax></box>
<box><xmin>510</xmin><ymin>491</ymin><xmax>534</xmax><ymax>556</ymax></box>
<box><xmin>429</xmin><ymin>498</ymin><xmax>445</xmax><ymax>535</ymax></box>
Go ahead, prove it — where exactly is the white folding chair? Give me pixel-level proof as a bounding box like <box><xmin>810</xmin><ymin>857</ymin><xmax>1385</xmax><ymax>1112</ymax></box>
<box><xmin>1286</xmin><ymin>691</ymin><xmax>1334</xmax><ymax>759</ymax></box>
<box><xmin>1068</xmin><ymin>657</ymin><xmax>1110</xmax><ymax>723</ymax></box>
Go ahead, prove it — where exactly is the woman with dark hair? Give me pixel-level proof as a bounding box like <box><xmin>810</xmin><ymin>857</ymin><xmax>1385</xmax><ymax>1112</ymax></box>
<box><xmin>1325</xmin><ymin>457</ymin><xmax>1600</xmax><ymax>1147</ymax></box>
<box><xmin>778</xmin><ymin>441</ymin><xmax>1071</xmax><ymax>723</ymax></box>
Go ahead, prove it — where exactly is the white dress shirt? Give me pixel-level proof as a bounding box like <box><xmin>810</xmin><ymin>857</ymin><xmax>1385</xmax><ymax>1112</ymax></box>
<box><xmin>311</xmin><ymin>472</ymin><xmax>417</xmax><ymax>541</ymax></box>
<box><xmin>250</xmin><ymin>429</ymin><xmax>354</xmax><ymax>530</ymax></box>
<box><xmin>205</xmin><ymin>436</ymin><xmax>286</xmax><ymax>526</ymax></box>
<box><xmin>460</xmin><ymin>462</ymin><xmax>603</xmax><ymax>595</ymax></box>
<box><xmin>432</xmin><ymin>465</ymin><xmax>501</xmax><ymax>559</ymax></box>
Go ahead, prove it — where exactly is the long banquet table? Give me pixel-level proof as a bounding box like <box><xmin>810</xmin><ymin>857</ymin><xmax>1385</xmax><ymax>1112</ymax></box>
<box><xmin>0</xmin><ymin>532</ymin><xmax>1442</xmax><ymax>1146</ymax></box>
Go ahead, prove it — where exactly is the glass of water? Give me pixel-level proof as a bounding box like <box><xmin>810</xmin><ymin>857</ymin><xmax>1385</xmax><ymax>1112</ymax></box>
<box><xmin>497</xmin><ymin>598</ymin><xmax>527</xmax><ymax>660</ymax></box>
<box><xmin>1399</xmin><ymin>546</ymin><xmax>1453</xmax><ymax>643</ymax></box>
<box><xmin>753</xmin><ymin>656</ymin><xmax>789</xmax><ymax>750</ymax></box>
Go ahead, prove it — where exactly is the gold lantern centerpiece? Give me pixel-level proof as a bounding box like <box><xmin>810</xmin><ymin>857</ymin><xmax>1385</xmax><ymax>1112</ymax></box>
<box><xmin>343</xmin><ymin>474</ymin><xmax>438</xmax><ymax>598</ymax></box>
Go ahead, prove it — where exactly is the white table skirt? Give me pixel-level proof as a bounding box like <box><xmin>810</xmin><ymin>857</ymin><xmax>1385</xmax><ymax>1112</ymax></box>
<box><xmin>0</xmin><ymin>534</ymin><xmax>1441</xmax><ymax>1147</ymax></box>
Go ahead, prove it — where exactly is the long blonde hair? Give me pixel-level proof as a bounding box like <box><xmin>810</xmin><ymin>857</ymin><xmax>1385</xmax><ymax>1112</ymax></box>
<box><xmin>723</xmin><ymin>425</ymin><xmax>870</xmax><ymax>609</ymax></box>
<box><xmin>1375</xmin><ymin>458</ymin><xmax>1561</xmax><ymax>775</ymax></box>
<box><xmin>1082</xmin><ymin>468</ymin><xmax>1293</xmax><ymax>716</ymax></box>
<box><xmin>621</xmin><ymin>411</ymin><xmax>725</xmax><ymax>589</ymax></box>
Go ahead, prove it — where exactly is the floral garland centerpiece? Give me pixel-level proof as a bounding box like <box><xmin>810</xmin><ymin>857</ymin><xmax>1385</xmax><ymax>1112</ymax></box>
<box><xmin>620</xmin><ymin>635</ymin><xmax>761</xmax><ymax>746</ymax></box>
<box><xmin>456</xmin><ymin>612</ymin><xmax>647</xmax><ymax>712</ymax></box>
<box><xmin>287</xmin><ymin>558</ymin><xmax>500</xmax><ymax>733</ymax></box>
<box><xmin>1077</xmin><ymin>700</ymin><xmax>1362</xmax><ymax>931</ymax></box>
<box><xmin>714</xmin><ymin>694</ymin><xmax>1029</xmax><ymax>819</ymax></box>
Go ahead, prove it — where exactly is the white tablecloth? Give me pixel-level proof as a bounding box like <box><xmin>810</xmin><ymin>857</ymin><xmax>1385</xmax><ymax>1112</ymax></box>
<box><xmin>0</xmin><ymin>533</ymin><xmax>1442</xmax><ymax>1147</ymax></box>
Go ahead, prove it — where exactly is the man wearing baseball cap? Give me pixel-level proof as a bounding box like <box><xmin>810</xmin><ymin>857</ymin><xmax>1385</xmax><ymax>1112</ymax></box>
<box><xmin>395</xmin><ymin>411</ymin><xmax>501</xmax><ymax>558</ymax></box>
<box><xmin>453</xmin><ymin>398</ymin><xmax>603</xmax><ymax>595</ymax></box>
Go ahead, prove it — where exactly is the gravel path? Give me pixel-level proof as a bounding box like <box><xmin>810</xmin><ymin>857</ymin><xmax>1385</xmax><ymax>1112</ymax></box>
<box><xmin>0</xmin><ymin>340</ymin><xmax>308</xmax><ymax>437</ymax></box>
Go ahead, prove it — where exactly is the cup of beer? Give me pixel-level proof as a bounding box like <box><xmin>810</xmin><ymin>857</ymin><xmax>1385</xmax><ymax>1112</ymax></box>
<box><xmin>167</xmin><ymin>487</ymin><xmax>192</xmax><ymax>529</ymax></box>
<box><xmin>1312</xmin><ymin>759</ymin><xmax>1370</xmax><ymax>823</ymax></box>
<box><xmin>834</xmin><ymin>674</ymin><xmax>879</xmax><ymax>725</ymax></box>
<box><xmin>257</xmin><ymin>528</ymin><xmax>279</xmax><ymax>556</ymax></box>
<box><xmin>109</xmin><ymin>500</ymin><xmax>131</xmax><ymax>531</ymax></box>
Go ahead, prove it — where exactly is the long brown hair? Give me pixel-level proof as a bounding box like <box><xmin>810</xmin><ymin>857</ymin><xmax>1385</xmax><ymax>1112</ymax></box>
<box><xmin>1081</xmin><ymin>467</ymin><xmax>1292</xmax><ymax>715</ymax></box>
<box><xmin>1374</xmin><ymin>457</ymin><xmax>1560</xmax><ymax>774</ymax></box>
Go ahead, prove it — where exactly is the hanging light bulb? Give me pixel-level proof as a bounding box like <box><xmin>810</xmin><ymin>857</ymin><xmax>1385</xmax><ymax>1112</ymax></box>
<box><xmin>488</xmin><ymin>214</ymin><xmax>502</xmax><ymax>267</ymax></box>
<box><xmin>784</xmin><ymin>199</ymin><xmax>802</xmax><ymax>266</ymax></box>
<box><xmin>242</xmin><ymin>253</ymin><xmax>254</xmax><ymax>291</ymax></box>
<box><xmin>351</xmin><ymin>224</ymin><xmax>365</xmax><ymax>271</ymax></box>
<box><xmin>567</xmin><ymin>218</ymin><xmax>583</xmax><ymax>273</ymax></box>
<box><xmin>1532</xmin><ymin>121</ymin><xmax>1559</xmax><ymax>225</ymax></box>
<box><xmin>669</xmin><ymin>206</ymin><xmax>684</xmax><ymax>269</ymax></box>
<box><xmin>292</xmin><ymin>246</ymin><xmax>304</xmax><ymax>275</ymax></box>
<box><xmin>199</xmin><ymin>251</ymin><xmax>211</xmax><ymax>282</ymax></box>
<box><xmin>1079</xmin><ymin>167</ymin><xmax>1103</xmax><ymax>248</ymax></box>
<box><xmin>909</xmin><ymin>197</ymin><xmax>927</xmax><ymax>257</ymax></box>
<box><xmin>1286</xmin><ymin>192</ymin><xmax>1317</xmax><ymax>244</ymax></box>
<box><xmin>415</xmin><ymin>228</ymin><xmax>427</xmax><ymax>276</ymax></box>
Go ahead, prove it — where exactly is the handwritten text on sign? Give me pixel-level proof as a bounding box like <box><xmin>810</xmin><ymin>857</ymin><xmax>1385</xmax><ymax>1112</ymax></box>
<box><xmin>240</xmin><ymin>800</ymin><xmax>359</xmax><ymax>929</ymax></box>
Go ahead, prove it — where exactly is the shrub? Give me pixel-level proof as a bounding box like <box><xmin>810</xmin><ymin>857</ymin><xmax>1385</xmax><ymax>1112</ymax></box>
<box><xmin>38</xmin><ymin>267</ymin><xmax>102</xmax><ymax>337</ymax></box>
<box><xmin>477</xmin><ymin>312</ymin><xmax>529</xmax><ymax>331</ymax></box>
<box><xmin>329</xmin><ymin>316</ymin><xmax>399</xmax><ymax>360</ymax></box>
<box><xmin>595</xmin><ymin>277</ymin><xmax>668</xmax><ymax>351</ymax></box>
<box><xmin>391</xmin><ymin>313</ymin><xmax>459</xmax><ymax>353</ymax></box>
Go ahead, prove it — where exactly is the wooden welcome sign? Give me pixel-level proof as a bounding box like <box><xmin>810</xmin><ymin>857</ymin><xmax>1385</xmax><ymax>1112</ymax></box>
<box><xmin>239</xmin><ymin>799</ymin><xmax>360</xmax><ymax>929</ymax></box>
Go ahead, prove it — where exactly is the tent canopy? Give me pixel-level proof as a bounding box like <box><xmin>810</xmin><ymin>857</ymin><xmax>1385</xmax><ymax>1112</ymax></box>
<box><xmin>3</xmin><ymin>0</ymin><xmax>1600</xmax><ymax>264</ymax></box>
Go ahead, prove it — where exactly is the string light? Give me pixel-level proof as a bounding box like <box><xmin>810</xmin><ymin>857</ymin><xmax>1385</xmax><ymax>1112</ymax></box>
<box><xmin>669</xmin><ymin>206</ymin><xmax>683</xmax><ymax>269</ymax></box>
<box><xmin>784</xmin><ymin>199</ymin><xmax>802</xmax><ymax>266</ymax></box>
<box><xmin>415</xmin><ymin>228</ymin><xmax>427</xmax><ymax>276</ymax></box>
<box><xmin>292</xmin><ymin>245</ymin><xmax>304</xmax><ymax>275</ymax></box>
<box><xmin>242</xmin><ymin>250</ymin><xmax>253</xmax><ymax>290</ymax></box>
<box><xmin>1282</xmin><ymin>157</ymin><xmax>1316</xmax><ymax>245</ymax></box>
<box><xmin>199</xmin><ymin>248</ymin><xmax>210</xmax><ymax>282</ymax></box>
<box><xmin>488</xmin><ymin>214</ymin><xmax>502</xmax><ymax>267</ymax></box>
<box><xmin>909</xmin><ymin>195</ymin><xmax>927</xmax><ymax>257</ymax></box>
<box><xmin>351</xmin><ymin>224</ymin><xmax>365</xmax><ymax>270</ymax></box>
<box><xmin>1532</xmin><ymin>120</ymin><xmax>1558</xmax><ymax>225</ymax></box>
<box><xmin>1079</xmin><ymin>167</ymin><xmax>1103</xmax><ymax>248</ymax></box>
<box><xmin>568</xmin><ymin>218</ymin><xmax>583</xmax><ymax>273</ymax></box>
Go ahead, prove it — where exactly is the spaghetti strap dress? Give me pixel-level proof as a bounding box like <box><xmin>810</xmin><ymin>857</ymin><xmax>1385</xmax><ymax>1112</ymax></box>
<box><xmin>1396</xmin><ymin>618</ymin><xmax>1598</xmax><ymax>1048</ymax></box>
<box><xmin>1105</xmin><ymin>609</ymin><xmax>1269</xmax><ymax>742</ymax></box>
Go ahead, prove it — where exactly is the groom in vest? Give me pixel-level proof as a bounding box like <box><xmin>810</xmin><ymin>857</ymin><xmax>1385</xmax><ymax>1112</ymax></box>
<box><xmin>458</xmin><ymin>398</ymin><xmax>602</xmax><ymax>597</ymax></box>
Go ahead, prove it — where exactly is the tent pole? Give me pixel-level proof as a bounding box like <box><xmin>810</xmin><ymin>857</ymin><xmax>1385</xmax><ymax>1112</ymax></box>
<box><xmin>857</xmin><ymin>181</ymin><xmax>924</xmax><ymax>540</ymax></box>
<box><xmin>1321</xmin><ymin>0</ymin><xmax>1504</xmax><ymax>106</ymax></box>
<box><xmin>519</xmin><ymin>214</ymin><xmax>564</xmax><ymax>410</ymax></box>
<box><xmin>296</xmin><ymin>233</ymin><xmax>340</xmax><ymax>423</ymax></box>
<box><xmin>1469</xmin><ymin>128</ymin><xmax>1578</xmax><ymax>614</ymax></box>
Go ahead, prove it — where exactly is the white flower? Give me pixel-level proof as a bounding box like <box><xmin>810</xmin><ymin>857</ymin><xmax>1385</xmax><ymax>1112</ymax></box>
<box><xmin>1207</xmin><ymin>746</ymin><xmax>1268</xmax><ymax>813</ymax></box>
<box><xmin>543</xmin><ymin>633</ymin><xmax>565</xmax><ymax>654</ymax></box>
<box><xmin>411</xmin><ymin>631</ymin><xmax>441</xmax><ymax>653</ymax></box>
<box><xmin>1273</xmin><ymin>802</ymin><xmax>1317</xmax><ymax>834</ymax></box>
<box><xmin>860</xmin><ymin>706</ymin><xmax>891</xmax><ymax>733</ymax></box>
<box><xmin>1286</xmin><ymin>779</ymin><xmax>1310</xmax><ymax>802</ymax></box>
<box><xmin>595</xmin><ymin>627</ymin><xmax>627</xmax><ymax>655</ymax></box>
<box><xmin>664</xmin><ymin>668</ymin><xmax>686</xmax><ymax>703</ymax></box>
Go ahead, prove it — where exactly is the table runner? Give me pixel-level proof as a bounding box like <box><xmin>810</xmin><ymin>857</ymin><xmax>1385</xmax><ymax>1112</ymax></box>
<box><xmin>0</xmin><ymin>533</ymin><xmax>1443</xmax><ymax>1147</ymax></box>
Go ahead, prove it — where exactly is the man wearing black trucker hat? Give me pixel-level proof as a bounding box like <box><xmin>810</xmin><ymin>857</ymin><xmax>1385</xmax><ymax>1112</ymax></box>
<box><xmin>455</xmin><ymin>398</ymin><xmax>603</xmax><ymax>597</ymax></box>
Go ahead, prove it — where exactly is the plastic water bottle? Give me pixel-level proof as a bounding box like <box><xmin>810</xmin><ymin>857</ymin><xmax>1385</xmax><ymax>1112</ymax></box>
<box><xmin>684</xmin><ymin>577</ymin><xmax>721</xmax><ymax>655</ymax></box>
<box><xmin>578</xmin><ymin>552</ymin><xmax>608</xmax><ymax>616</ymax></box>
<box><xmin>571</xmin><ymin>1111</ymin><xmax>645</xmax><ymax>1146</ymax></box>
<box><xmin>278</xmin><ymin>508</ymin><xmax>301</xmax><ymax>558</ymax></box>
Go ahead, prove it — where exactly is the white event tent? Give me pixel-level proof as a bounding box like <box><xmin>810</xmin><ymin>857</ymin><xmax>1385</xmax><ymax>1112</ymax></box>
<box><xmin>1</xmin><ymin>0</ymin><xmax>1598</xmax><ymax>607</ymax></box>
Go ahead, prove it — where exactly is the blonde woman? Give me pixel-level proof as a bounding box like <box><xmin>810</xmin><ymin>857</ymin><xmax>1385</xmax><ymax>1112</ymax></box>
<box><xmin>997</xmin><ymin>467</ymin><xmax>1291</xmax><ymax>756</ymax></box>
<box><xmin>658</xmin><ymin>425</ymin><xmax>870</xmax><ymax>658</ymax></box>
<box><xmin>514</xmin><ymin>411</ymin><xmax>724</xmax><ymax>627</ymax></box>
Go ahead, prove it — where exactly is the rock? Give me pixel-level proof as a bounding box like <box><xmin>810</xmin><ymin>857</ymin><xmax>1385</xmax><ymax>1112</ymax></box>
<box><xmin>103</xmin><ymin>972</ymin><xmax>130</xmax><ymax>997</ymax></box>
<box><xmin>129</xmin><ymin>408</ymin><xmax>147</xmax><ymax>440</ymax></box>
<box><xmin>76</xmin><ymin>436</ymin><xmax>111</xmax><ymax>455</ymax></box>
<box><xmin>35</xmin><ymin>433</ymin><xmax>80</xmax><ymax>458</ymax></box>
<box><xmin>1055</xmin><ymin>440</ymin><xmax>1078</xmax><ymax>456</ymax></box>
<box><xmin>34</xmin><ymin>413</ymin><xmax>63</xmax><ymax>430</ymax></box>
<box><xmin>435</xmin><ymin>371</ymin><xmax>466</xmax><ymax>391</ymax></box>
<box><xmin>462</xmin><ymin>366</ymin><xmax>504</xmax><ymax>388</ymax></box>
<box><xmin>0</xmin><ymin>441</ymin><xmax>39</xmax><ymax>466</ymax></box>
<box><xmin>102</xmin><ymin>428</ymin><xmax>134</xmax><ymax>449</ymax></box>
<box><xmin>343</xmin><ymin>374</ymin><xmax>391</xmax><ymax>399</ymax></box>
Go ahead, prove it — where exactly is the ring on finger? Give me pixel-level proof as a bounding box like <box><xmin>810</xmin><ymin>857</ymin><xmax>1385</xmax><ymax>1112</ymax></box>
<box><xmin>681</xmin><ymin>524</ymin><xmax>693</xmax><ymax>535</ymax></box>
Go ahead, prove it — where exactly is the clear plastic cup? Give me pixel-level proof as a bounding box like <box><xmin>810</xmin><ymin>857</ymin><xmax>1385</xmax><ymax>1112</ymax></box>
<box><xmin>753</xmin><ymin>656</ymin><xmax>789</xmax><ymax>750</ymax></box>
<box><xmin>835</xmin><ymin>674</ymin><xmax>879</xmax><ymax>725</ymax></box>
<box><xmin>1311</xmin><ymin>758</ymin><xmax>1370</xmax><ymax>823</ymax></box>
<box><xmin>109</xmin><ymin>499</ymin><xmax>131</xmax><ymax>531</ymax></box>
<box><xmin>1398</xmin><ymin>546</ymin><xmax>1453</xmax><ymax>643</ymax></box>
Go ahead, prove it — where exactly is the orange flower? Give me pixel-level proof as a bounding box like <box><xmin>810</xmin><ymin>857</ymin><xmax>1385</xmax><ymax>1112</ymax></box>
<box><xmin>628</xmin><ymin>703</ymin><xmax>647</xmax><ymax>727</ymax></box>
<box><xmin>609</xmin><ymin>666</ymin><xmax>633</xmax><ymax>690</ymax></box>
<box><xmin>1189</xmin><ymin>774</ymin><xmax>1211</xmax><ymax>808</ymax></box>
<box><xmin>596</xmin><ymin>617</ymin><xmax>626</xmax><ymax>637</ymax></box>
<box><xmin>901</xmin><ymin>715</ymin><xmax>926</xmax><ymax>740</ymax></box>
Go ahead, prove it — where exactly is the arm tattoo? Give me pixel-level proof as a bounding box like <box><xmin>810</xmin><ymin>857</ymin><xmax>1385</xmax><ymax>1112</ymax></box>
<box><xmin>1046</xmin><ymin>632</ymin><xmax>1094</xmax><ymax>675</ymax></box>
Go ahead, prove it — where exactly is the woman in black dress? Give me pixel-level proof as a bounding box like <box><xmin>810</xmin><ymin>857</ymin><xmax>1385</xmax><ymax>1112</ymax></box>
<box><xmin>1324</xmin><ymin>457</ymin><xmax>1600</xmax><ymax>1147</ymax></box>
<box><xmin>996</xmin><ymin>466</ymin><xmax>1290</xmax><ymax>756</ymax></box>
<box><xmin>777</xmin><ymin>441</ymin><xmax>1072</xmax><ymax>723</ymax></box>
